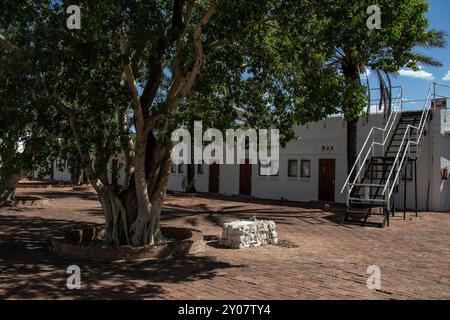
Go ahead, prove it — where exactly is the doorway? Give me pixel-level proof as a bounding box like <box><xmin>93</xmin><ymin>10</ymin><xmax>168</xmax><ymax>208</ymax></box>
<box><xmin>239</xmin><ymin>160</ymin><xmax>252</xmax><ymax>196</ymax></box>
<box><xmin>318</xmin><ymin>159</ymin><xmax>336</xmax><ymax>202</ymax></box>
<box><xmin>209</xmin><ymin>163</ymin><xmax>220</xmax><ymax>193</ymax></box>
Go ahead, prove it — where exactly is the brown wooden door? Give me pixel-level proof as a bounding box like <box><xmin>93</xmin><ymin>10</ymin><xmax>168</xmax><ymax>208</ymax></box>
<box><xmin>239</xmin><ymin>160</ymin><xmax>252</xmax><ymax>196</ymax></box>
<box><xmin>318</xmin><ymin>159</ymin><xmax>336</xmax><ymax>202</ymax></box>
<box><xmin>209</xmin><ymin>163</ymin><xmax>220</xmax><ymax>193</ymax></box>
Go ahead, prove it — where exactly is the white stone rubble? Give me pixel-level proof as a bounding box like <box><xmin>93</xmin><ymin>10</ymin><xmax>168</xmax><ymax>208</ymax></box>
<box><xmin>218</xmin><ymin>219</ymin><xmax>278</xmax><ymax>249</ymax></box>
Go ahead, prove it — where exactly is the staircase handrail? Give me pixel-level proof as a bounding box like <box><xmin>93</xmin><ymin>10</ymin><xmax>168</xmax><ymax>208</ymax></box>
<box><xmin>341</xmin><ymin>88</ymin><xmax>403</xmax><ymax>194</ymax></box>
<box><xmin>382</xmin><ymin>85</ymin><xmax>432</xmax><ymax>198</ymax></box>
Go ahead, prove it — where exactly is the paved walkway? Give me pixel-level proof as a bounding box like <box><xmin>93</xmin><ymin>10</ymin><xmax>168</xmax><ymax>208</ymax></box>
<box><xmin>0</xmin><ymin>187</ymin><xmax>449</xmax><ymax>299</ymax></box>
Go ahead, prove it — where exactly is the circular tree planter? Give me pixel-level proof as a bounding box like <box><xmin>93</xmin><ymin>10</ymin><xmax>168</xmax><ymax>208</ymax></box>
<box><xmin>12</xmin><ymin>196</ymin><xmax>50</xmax><ymax>207</ymax></box>
<box><xmin>51</xmin><ymin>226</ymin><xmax>205</xmax><ymax>261</ymax></box>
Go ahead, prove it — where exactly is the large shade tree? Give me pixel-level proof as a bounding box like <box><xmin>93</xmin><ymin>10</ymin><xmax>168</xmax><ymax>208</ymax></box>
<box><xmin>23</xmin><ymin>0</ymin><xmax>343</xmax><ymax>246</ymax></box>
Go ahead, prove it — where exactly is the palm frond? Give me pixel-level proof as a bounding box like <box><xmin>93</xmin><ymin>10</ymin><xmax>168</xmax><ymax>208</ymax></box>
<box><xmin>410</xmin><ymin>52</ymin><xmax>443</xmax><ymax>67</ymax></box>
<box><xmin>417</xmin><ymin>30</ymin><xmax>447</xmax><ymax>49</ymax></box>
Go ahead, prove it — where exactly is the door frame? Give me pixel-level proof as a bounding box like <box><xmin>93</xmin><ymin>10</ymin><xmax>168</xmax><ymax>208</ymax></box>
<box><xmin>318</xmin><ymin>159</ymin><xmax>336</xmax><ymax>202</ymax></box>
<box><xmin>208</xmin><ymin>163</ymin><xmax>220</xmax><ymax>193</ymax></box>
<box><xmin>239</xmin><ymin>160</ymin><xmax>252</xmax><ymax>196</ymax></box>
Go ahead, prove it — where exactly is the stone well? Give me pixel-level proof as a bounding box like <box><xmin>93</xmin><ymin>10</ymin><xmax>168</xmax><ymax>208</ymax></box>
<box><xmin>218</xmin><ymin>219</ymin><xmax>278</xmax><ymax>249</ymax></box>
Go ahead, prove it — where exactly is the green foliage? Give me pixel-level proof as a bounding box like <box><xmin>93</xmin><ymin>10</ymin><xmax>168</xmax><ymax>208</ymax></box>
<box><xmin>1</xmin><ymin>0</ymin><xmax>445</xmax><ymax>186</ymax></box>
<box><xmin>10</xmin><ymin>0</ymin><xmax>344</xmax><ymax>182</ymax></box>
<box><xmin>316</xmin><ymin>0</ymin><xmax>446</xmax><ymax>118</ymax></box>
<box><xmin>0</xmin><ymin>1</ymin><xmax>61</xmax><ymax>183</ymax></box>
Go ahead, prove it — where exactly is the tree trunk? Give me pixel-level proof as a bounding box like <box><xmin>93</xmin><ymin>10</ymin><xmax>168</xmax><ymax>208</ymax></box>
<box><xmin>342</xmin><ymin>61</ymin><xmax>362</xmax><ymax>177</ymax></box>
<box><xmin>97</xmin><ymin>167</ymin><xmax>170</xmax><ymax>246</ymax></box>
<box><xmin>0</xmin><ymin>171</ymin><xmax>22</xmax><ymax>206</ymax></box>
<box><xmin>347</xmin><ymin>118</ymin><xmax>358</xmax><ymax>176</ymax></box>
<box><xmin>95</xmin><ymin>135</ymin><xmax>172</xmax><ymax>247</ymax></box>
<box><xmin>73</xmin><ymin>164</ymin><xmax>82</xmax><ymax>185</ymax></box>
<box><xmin>185</xmin><ymin>123</ymin><xmax>196</xmax><ymax>192</ymax></box>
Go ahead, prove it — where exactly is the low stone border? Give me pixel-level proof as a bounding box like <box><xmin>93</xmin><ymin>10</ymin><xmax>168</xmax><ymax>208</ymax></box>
<box><xmin>17</xmin><ymin>181</ymin><xmax>72</xmax><ymax>188</ymax></box>
<box><xmin>12</xmin><ymin>196</ymin><xmax>50</xmax><ymax>207</ymax></box>
<box><xmin>73</xmin><ymin>185</ymin><xmax>96</xmax><ymax>193</ymax></box>
<box><xmin>51</xmin><ymin>226</ymin><xmax>205</xmax><ymax>261</ymax></box>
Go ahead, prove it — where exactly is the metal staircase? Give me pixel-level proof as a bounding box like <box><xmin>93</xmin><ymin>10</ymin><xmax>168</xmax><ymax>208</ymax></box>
<box><xmin>341</xmin><ymin>85</ymin><xmax>433</xmax><ymax>227</ymax></box>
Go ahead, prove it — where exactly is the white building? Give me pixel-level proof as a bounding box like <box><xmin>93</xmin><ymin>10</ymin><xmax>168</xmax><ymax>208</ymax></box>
<box><xmin>36</xmin><ymin>107</ymin><xmax>450</xmax><ymax>212</ymax></box>
<box><xmin>168</xmin><ymin>108</ymin><xmax>450</xmax><ymax>212</ymax></box>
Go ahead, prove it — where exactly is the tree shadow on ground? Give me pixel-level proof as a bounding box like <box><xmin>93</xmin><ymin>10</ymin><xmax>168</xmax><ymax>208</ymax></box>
<box><xmin>162</xmin><ymin>201</ymin><xmax>339</xmax><ymax>228</ymax></box>
<box><xmin>167</xmin><ymin>191</ymin><xmax>326</xmax><ymax>210</ymax></box>
<box><xmin>0</xmin><ymin>215</ymin><xmax>242</xmax><ymax>299</ymax></box>
<box><xmin>16</xmin><ymin>190</ymin><xmax>94</xmax><ymax>200</ymax></box>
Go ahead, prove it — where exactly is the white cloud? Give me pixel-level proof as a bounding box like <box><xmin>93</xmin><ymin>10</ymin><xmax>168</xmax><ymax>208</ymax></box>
<box><xmin>398</xmin><ymin>66</ymin><xmax>434</xmax><ymax>80</ymax></box>
<box><xmin>443</xmin><ymin>70</ymin><xmax>450</xmax><ymax>81</ymax></box>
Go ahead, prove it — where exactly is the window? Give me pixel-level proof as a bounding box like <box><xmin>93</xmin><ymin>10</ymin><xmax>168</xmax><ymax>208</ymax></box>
<box><xmin>178</xmin><ymin>164</ymin><xmax>184</xmax><ymax>174</ymax></box>
<box><xmin>259</xmin><ymin>162</ymin><xmax>279</xmax><ymax>176</ymax></box>
<box><xmin>401</xmin><ymin>161</ymin><xmax>413</xmax><ymax>181</ymax></box>
<box><xmin>197</xmin><ymin>164</ymin><xmax>204</xmax><ymax>175</ymax></box>
<box><xmin>301</xmin><ymin>160</ymin><xmax>311</xmax><ymax>178</ymax></box>
<box><xmin>288</xmin><ymin>160</ymin><xmax>298</xmax><ymax>177</ymax></box>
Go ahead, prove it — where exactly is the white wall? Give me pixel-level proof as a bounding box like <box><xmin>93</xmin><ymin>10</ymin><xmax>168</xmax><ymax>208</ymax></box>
<box><xmin>37</xmin><ymin>110</ymin><xmax>450</xmax><ymax>212</ymax></box>
<box><xmin>252</xmin><ymin>115</ymin><xmax>385</xmax><ymax>203</ymax></box>
<box><xmin>166</xmin><ymin>111</ymin><xmax>450</xmax><ymax>212</ymax></box>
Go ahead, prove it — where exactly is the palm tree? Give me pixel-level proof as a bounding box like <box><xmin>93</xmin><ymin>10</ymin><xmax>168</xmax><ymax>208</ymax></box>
<box><xmin>329</xmin><ymin>27</ymin><xmax>446</xmax><ymax>177</ymax></box>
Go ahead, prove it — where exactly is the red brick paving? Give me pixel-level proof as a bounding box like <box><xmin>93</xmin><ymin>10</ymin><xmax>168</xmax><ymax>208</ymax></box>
<box><xmin>0</xmin><ymin>187</ymin><xmax>449</xmax><ymax>299</ymax></box>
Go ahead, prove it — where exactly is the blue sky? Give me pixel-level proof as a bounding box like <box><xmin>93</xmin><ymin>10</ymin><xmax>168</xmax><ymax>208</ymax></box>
<box><xmin>367</xmin><ymin>0</ymin><xmax>450</xmax><ymax>105</ymax></box>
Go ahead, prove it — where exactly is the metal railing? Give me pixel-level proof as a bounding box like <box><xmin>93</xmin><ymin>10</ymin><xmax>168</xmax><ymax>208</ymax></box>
<box><xmin>341</xmin><ymin>87</ymin><xmax>403</xmax><ymax>200</ymax></box>
<box><xmin>382</xmin><ymin>85</ymin><xmax>433</xmax><ymax>208</ymax></box>
<box><xmin>342</xmin><ymin>82</ymin><xmax>450</xmax><ymax>211</ymax></box>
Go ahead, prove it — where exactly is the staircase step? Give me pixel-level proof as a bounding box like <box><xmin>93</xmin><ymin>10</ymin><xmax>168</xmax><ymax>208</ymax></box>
<box><xmin>348</xmin><ymin>198</ymin><xmax>387</xmax><ymax>205</ymax></box>
<box><xmin>391</xmin><ymin>138</ymin><xmax>417</xmax><ymax>142</ymax></box>
<box><xmin>402</xmin><ymin>111</ymin><xmax>423</xmax><ymax>114</ymax></box>
<box><xmin>343</xmin><ymin>208</ymin><xmax>387</xmax><ymax>228</ymax></box>
<box><xmin>347</xmin><ymin>206</ymin><xmax>384</xmax><ymax>214</ymax></box>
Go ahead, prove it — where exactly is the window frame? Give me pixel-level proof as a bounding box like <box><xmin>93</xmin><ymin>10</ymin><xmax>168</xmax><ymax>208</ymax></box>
<box><xmin>287</xmin><ymin>159</ymin><xmax>298</xmax><ymax>178</ymax></box>
<box><xmin>301</xmin><ymin>160</ymin><xmax>311</xmax><ymax>178</ymax></box>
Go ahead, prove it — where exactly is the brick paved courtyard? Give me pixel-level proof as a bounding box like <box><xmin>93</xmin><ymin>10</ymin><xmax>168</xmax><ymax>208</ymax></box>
<box><xmin>0</xmin><ymin>187</ymin><xmax>449</xmax><ymax>300</ymax></box>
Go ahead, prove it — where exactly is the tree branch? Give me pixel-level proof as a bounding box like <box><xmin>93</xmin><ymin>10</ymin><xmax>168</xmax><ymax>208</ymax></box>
<box><xmin>0</xmin><ymin>33</ymin><xmax>19</xmax><ymax>51</ymax></box>
<box><xmin>169</xmin><ymin>0</ymin><xmax>219</xmax><ymax>106</ymax></box>
<box><xmin>139</xmin><ymin>0</ymin><xmax>196</xmax><ymax>111</ymax></box>
<box><xmin>118</xmin><ymin>27</ymin><xmax>145</xmax><ymax>137</ymax></box>
<box><xmin>54</xmin><ymin>102</ymin><xmax>105</xmax><ymax>193</ymax></box>
<box><xmin>180</xmin><ymin>0</ymin><xmax>218</xmax><ymax>97</ymax></box>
